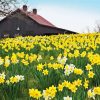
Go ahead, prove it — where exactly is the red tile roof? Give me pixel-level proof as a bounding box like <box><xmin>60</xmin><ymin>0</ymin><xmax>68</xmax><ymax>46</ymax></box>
<box><xmin>20</xmin><ymin>9</ymin><xmax>55</xmax><ymax>27</ymax></box>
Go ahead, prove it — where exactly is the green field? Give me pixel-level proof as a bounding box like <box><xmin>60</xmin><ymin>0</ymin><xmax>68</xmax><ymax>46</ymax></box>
<box><xmin>0</xmin><ymin>34</ymin><xmax>100</xmax><ymax>100</ymax></box>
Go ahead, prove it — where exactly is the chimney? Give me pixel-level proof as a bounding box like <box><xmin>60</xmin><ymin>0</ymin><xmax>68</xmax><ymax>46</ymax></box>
<box><xmin>33</xmin><ymin>8</ymin><xmax>37</xmax><ymax>15</ymax></box>
<box><xmin>23</xmin><ymin>5</ymin><xmax>27</xmax><ymax>12</ymax></box>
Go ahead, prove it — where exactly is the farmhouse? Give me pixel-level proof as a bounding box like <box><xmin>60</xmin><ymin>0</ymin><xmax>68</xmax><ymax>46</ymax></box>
<box><xmin>0</xmin><ymin>5</ymin><xmax>76</xmax><ymax>38</ymax></box>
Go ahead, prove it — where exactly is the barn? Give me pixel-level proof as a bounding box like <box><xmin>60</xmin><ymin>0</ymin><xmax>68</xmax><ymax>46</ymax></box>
<box><xmin>0</xmin><ymin>5</ymin><xmax>76</xmax><ymax>38</ymax></box>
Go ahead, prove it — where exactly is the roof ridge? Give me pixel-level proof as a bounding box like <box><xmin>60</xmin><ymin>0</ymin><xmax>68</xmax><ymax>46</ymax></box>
<box><xmin>19</xmin><ymin>9</ymin><xmax>55</xmax><ymax>27</ymax></box>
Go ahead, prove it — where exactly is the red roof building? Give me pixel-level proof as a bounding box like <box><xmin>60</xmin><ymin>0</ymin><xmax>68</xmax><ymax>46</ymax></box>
<box><xmin>0</xmin><ymin>5</ymin><xmax>76</xmax><ymax>38</ymax></box>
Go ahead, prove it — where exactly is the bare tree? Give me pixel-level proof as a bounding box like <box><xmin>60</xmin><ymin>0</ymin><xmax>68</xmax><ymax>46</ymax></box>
<box><xmin>96</xmin><ymin>23</ymin><xmax>100</xmax><ymax>32</ymax></box>
<box><xmin>94</xmin><ymin>20</ymin><xmax>100</xmax><ymax>33</ymax></box>
<box><xmin>0</xmin><ymin>0</ymin><xmax>27</xmax><ymax>16</ymax></box>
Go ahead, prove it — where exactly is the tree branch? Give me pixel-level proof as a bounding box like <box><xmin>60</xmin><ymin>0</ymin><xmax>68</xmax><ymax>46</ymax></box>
<box><xmin>0</xmin><ymin>0</ymin><xmax>27</xmax><ymax>16</ymax></box>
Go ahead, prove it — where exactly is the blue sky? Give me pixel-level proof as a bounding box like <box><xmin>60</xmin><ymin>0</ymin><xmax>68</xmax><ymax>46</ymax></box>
<box><xmin>27</xmin><ymin>0</ymin><xmax>100</xmax><ymax>12</ymax></box>
<box><xmin>23</xmin><ymin>0</ymin><xmax>100</xmax><ymax>32</ymax></box>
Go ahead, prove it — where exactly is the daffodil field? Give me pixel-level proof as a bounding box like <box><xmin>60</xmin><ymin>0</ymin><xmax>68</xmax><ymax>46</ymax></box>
<box><xmin>0</xmin><ymin>33</ymin><xmax>100</xmax><ymax>100</ymax></box>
